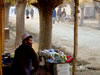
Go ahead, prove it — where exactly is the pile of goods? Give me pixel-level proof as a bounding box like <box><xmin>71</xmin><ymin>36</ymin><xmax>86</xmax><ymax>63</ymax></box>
<box><xmin>2</xmin><ymin>53</ymin><xmax>14</xmax><ymax>65</ymax></box>
<box><xmin>39</xmin><ymin>49</ymin><xmax>72</xmax><ymax>63</ymax></box>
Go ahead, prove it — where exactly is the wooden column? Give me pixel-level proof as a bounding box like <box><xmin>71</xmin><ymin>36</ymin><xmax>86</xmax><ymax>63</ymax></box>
<box><xmin>0</xmin><ymin>0</ymin><xmax>4</xmax><ymax>75</ymax></box>
<box><xmin>72</xmin><ymin>0</ymin><xmax>79</xmax><ymax>75</ymax></box>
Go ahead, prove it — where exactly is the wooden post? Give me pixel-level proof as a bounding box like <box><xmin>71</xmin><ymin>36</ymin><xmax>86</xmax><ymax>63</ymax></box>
<box><xmin>72</xmin><ymin>0</ymin><xmax>79</xmax><ymax>75</ymax></box>
<box><xmin>0</xmin><ymin>0</ymin><xmax>4</xmax><ymax>75</ymax></box>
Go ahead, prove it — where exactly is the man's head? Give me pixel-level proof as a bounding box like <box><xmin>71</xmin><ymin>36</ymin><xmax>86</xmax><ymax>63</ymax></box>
<box><xmin>22</xmin><ymin>33</ymin><xmax>33</xmax><ymax>46</ymax></box>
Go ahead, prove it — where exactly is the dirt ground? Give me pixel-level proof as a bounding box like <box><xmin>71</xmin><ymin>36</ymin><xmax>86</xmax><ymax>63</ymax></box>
<box><xmin>4</xmin><ymin>15</ymin><xmax>100</xmax><ymax>75</ymax></box>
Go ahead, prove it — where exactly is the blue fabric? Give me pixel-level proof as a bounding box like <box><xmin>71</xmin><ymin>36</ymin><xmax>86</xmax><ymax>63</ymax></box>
<box><xmin>52</xmin><ymin>9</ymin><xmax>56</xmax><ymax>17</ymax></box>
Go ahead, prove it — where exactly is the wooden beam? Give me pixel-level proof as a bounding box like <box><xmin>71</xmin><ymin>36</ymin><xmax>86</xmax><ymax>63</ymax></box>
<box><xmin>72</xmin><ymin>0</ymin><xmax>79</xmax><ymax>75</ymax></box>
<box><xmin>0</xmin><ymin>0</ymin><xmax>4</xmax><ymax>75</ymax></box>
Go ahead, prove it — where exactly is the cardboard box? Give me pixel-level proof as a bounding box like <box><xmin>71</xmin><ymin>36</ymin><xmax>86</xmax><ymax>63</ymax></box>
<box><xmin>57</xmin><ymin>70</ymin><xmax>70</xmax><ymax>75</ymax></box>
<box><xmin>53</xmin><ymin>63</ymin><xmax>70</xmax><ymax>75</ymax></box>
<box><xmin>56</xmin><ymin>63</ymin><xmax>69</xmax><ymax>71</ymax></box>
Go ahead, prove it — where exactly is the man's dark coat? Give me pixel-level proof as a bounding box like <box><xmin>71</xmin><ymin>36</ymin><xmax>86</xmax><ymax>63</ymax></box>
<box><xmin>11</xmin><ymin>44</ymin><xmax>39</xmax><ymax>75</ymax></box>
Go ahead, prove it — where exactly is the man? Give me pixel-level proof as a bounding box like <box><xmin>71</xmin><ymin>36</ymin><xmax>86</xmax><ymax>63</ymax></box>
<box><xmin>57</xmin><ymin>7</ymin><xmax>62</xmax><ymax>23</ymax></box>
<box><xmin>26</xmin><ymin>9</ymin><xmax>30</xmax><ymax>19</ymax></box>
<box><xmin>52</xmin><ymin>9</ymin><xmax>56</xmax><ymax>24</ymax></box>
<box><xmin>30</xmin><ymin>8</ymin><xmax>34</xmax><ymax>19</ymax></box>
<box><xmin>61</xmin><ymin>8</ymin><xmax>66</xmax><ymax>22</ymax></box>
<box><xmin>11</xmin><ymin>33</ymin><xmax>39</xmax><ymax>75</ymax></box>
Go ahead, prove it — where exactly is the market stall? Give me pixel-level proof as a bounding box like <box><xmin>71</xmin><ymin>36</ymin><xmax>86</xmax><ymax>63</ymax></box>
<box><xmin>0</xmin><ymin>0</ymin><xmax>80</xmax><ymax>75</ymax></box>
<box><xmin>38</xmin><ymin>49</ymin><xmax>72</xmax><ymax>75</ymax></box>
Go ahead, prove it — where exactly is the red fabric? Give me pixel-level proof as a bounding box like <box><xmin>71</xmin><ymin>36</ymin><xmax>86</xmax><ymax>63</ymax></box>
<box><xmin>66</xmin><ymin>56</ymin><xmax>73</xmax><ymax>63</ymax></box>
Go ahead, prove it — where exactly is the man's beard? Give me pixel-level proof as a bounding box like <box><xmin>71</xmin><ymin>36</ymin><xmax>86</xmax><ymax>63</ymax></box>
<box><xmin>27</xmin><ymin>42</ymin><xmax>32</xmax><ymax>47</ymax></box>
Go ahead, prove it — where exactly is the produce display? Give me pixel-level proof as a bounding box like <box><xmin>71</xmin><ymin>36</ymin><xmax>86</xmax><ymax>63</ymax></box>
<box><xmin>39</xmin><ymin>49</ymin><xmax>72</xmax><ymax>63</ymax></box>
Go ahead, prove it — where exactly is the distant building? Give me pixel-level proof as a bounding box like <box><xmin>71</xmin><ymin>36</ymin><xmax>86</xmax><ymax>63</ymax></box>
<box><xmin>84</xmin><ymin>5</ymin><xmax>96</xmax><ymax>19</ymax></box>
